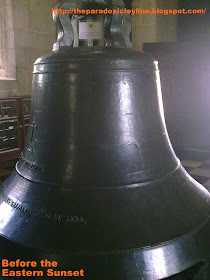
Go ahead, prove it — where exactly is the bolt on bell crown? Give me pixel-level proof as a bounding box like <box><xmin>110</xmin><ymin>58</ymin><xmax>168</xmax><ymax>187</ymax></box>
<box><xmin>0</xmin><ymin>0</ymin><xmax>209</xmax><ymax>279</ymax></box>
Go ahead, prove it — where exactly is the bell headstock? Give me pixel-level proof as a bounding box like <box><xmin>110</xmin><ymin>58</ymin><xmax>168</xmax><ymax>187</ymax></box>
<box><xmin>52</xmin><ymin>0</ymin><xmax>132</xmax><ymax>50</ymax></box>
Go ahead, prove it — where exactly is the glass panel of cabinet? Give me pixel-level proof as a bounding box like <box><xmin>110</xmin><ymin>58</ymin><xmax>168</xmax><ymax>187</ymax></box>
<box><xmin>0</xmin><ymin>97</ymin><xmax>31</xmax><ymax>162</ymax></box>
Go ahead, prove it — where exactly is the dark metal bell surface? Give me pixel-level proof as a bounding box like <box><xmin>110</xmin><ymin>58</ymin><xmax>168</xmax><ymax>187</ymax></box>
<box><xmin>0</xmin><ymin>46</ymin><xmax>209</xmax><ymax>279</ymax></box>
<box><xmin>0</xmin><ymin>0</ymin><xmax>209</xmax><ymax>279</ymax></box>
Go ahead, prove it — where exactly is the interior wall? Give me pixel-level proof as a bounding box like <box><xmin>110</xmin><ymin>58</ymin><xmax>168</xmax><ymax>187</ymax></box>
<box><xmin>13</xmin><ymin>0</ymin><xmax>60</xmax><ymax>97</ymax></box>
<box><xmin>156</xmin><ymin>0</ymin><xmax>178</xmax><ymax>42</ymax></box>
<box><xmin>0</xmin><ymin>0</ymin><xmax>60</xmax><ymax>98</ymax></box>
<box><xmin>132</xmin><ymin>0</ymin><xmax>178</xmax><ymax>51</ymax></box>
<box><xmin>0</xmin><ymin>0</ymin><xmax>16</xmax><ymax>79</ymax></box>
<box><xmin>178</xmin><ymin>0</ymin><xmax>210</xmax><ymax>42</ymax></box>
<box><xmin>0</xmin><ymin>0</ymin><xmax>179</xmax><ymax>98</ymax></box>
<box><xmin>0</xmin><ymin>0</ymin><xmax>17</xmax><ymax>98</ymax></box>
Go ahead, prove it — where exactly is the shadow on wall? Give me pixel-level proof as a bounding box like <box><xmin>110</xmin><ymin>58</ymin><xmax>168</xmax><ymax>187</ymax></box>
<box><xmin>144</xmin><ymin>42</ymin><xmax>210</xmax><ymax>151</ymax></box>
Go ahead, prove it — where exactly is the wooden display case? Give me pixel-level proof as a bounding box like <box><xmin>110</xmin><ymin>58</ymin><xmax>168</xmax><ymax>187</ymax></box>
<box><xmin>0</xmin><ymin>97</ymin><xmax>31</xmax><ymax>162</ymax></box>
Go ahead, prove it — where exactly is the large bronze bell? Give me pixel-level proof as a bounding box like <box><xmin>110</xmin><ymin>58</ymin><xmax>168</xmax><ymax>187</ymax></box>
<box><xmin>0</xmin><ymin>0</ymin><xmax>209</xmax><ymax>279</ymax></box>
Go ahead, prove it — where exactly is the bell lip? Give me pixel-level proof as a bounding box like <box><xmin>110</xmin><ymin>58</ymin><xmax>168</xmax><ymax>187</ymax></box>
<box><xmin>0</xmin><ymin>170</ymin><xmax>209</xmax><ymax>280</ymax></box>
<box><xmin>0</xmin><ymin>166</ymin><xmax>209</xmax><ymax>252</ymax></box>
<box><xmin>0</xmin><ymin>218</ymin><xmax>209</xmax><ymax>280</ymax></box>
<box><xmin>0</xmin><ymin>213</ymin><xmax>209</xmax><ymax>255</ymax></box>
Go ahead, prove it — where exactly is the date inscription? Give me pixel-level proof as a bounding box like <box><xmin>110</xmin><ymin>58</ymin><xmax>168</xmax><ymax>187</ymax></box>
<box><xmin>1</xmin><ymin>186</ymin><xmax>87</xmax><ymax>225</ymax></box>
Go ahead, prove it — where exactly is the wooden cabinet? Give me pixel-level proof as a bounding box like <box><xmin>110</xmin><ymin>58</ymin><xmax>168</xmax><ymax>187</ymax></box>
<box><xmin>0</xmin><ymin>97</ymin><xmax>31</xmax><ymax>162</ymax></box>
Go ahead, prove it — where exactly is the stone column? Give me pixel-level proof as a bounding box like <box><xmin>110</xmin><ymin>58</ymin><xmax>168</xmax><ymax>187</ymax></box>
<box><xmin>12</xmin><ymin>0</ymin><xmax>60</xmax><ymax>97</ymax></box>
<box><xmin>132</xmin><ymin>0</ymin><xmax>178</xmax><ymax>51</ymax></box>
<box><xmin>132</xmin><ymin>0</ymin><xmax>157</xmax><ymax>51</ymax></box>
<box><xmin>0</xmin><ymin>0</ymin><xmax>17</xmax><ymax>98</ymax></box>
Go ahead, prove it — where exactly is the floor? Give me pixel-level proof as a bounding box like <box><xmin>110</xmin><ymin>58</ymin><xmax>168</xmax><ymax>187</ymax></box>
<box><xmin>0</xmin><ymin>148</ymin><xmax>210</xmax><ymax>191</ymax></box>
<box><xmin>176</xmin><ymin>147</ymin><xmax>210</xmax><ymax>192</ymax></box>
